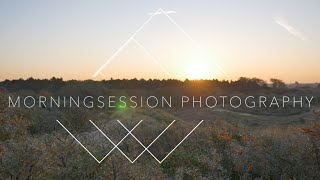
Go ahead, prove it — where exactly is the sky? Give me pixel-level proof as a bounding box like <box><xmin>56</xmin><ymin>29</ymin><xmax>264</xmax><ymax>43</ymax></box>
<box><xmin>0</xmin><ymin>0</ymin><xmax>320</xmax><ymax>83</ymax></box>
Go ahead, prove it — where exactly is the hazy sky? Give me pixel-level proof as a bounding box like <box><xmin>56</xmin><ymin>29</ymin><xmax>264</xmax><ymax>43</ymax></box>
<box><xmin>0</xmin><ymin>0</ymin><xmax>320</xmax><ymax>82</ymax></box>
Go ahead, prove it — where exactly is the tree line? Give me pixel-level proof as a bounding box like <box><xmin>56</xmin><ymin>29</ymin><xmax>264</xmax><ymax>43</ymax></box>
<box><xmin>0</xmin><ymin>77</ymin><xmax>288</xmax><ymax>92</ymax></box>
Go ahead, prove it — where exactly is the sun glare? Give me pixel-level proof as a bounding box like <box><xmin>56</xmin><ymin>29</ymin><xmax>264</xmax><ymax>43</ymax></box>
<box><xmin>186</xmin><ymin>63</ymin><xmax>209</xmax><ymax>80</ymax></box>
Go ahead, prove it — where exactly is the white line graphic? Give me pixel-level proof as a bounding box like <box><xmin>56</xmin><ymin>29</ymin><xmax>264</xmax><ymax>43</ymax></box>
<box><xmin>92</xmin><ymin>8</ymin><xmax>230</xmax><ymax>79</ymax></box>
<box><xmin>89</xmin><ymin>120</ymin><xmax>143</xmax><ymax>163</ymax></box>
<box><xmin>99</xmin><ymin>72</ymin><xmax>105</xmax><ymax>77</ymax></box>
<box><xmin>158</xmin><ymin>8</ymin><xmax>195</xmax><ymax>44</ymax></box>
<box><xmin>131</xmin><ymin>38</ymin><xmax>172</xmax><ymax>77</ymax></box>
<box><xmin>56</xmin><ymin>119</ymin><xmax>204</xmax><ymax>163</ymax></box>
<box><xmin>56</xmin><ymin>120</ymin><xmax>101</xmax><ymax>163</ymax></box>
<box><xmin>159</xmin><ymin>120</ymin><xmax>204</xmax><ymax>163</ymax></box>
<box><xmin>117</xmin><ymin>119</ymin><xmax>176</xmax><ymax>163</ymax></box>
<box><xmin>148</xmin><ymin>10</ymin><xmax>176</xmax><ymax>16</ymax></box>
<box><xmin>92</xmin><ymin>8</ymin><xmax>162</xmax><ymax>77</ymax></box>
<box><xmin>56</xmin><ymin>119</ymin><xmax>142</xmax><ymax>163</ymax></box>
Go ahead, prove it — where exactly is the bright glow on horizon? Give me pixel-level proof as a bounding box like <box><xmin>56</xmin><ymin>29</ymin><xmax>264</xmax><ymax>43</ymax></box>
<box><xmin>186</xmin><ymin>63</ymin><xmax>209</xmax><ymax>80</ymax></box>
<box><xmin>178</xmin><ymin>50</ymin><xmax>221</xmax><ymax>80</ymax></box>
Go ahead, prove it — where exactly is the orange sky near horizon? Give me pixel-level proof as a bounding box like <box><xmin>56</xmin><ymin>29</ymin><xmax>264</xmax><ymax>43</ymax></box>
<box><xmin>0</xmin><ymin>1</ymin><xmax>320</xmax><ymax>83</ymax></box>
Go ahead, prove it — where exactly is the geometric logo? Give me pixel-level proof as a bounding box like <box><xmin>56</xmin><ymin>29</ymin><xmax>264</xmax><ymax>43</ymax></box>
<box><xmin>57</xmin><ymin>8</ymin><xmax>206</xmax><ymax>164</ymax></box>
<box><xmin>56</xmin><ymin>119</ymin><xmax>203</xmax><ymax>163</ymax></box>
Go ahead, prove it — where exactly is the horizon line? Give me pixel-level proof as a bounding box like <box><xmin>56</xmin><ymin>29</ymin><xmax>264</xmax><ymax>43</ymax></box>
<box><xmin>0</xmin><ymin>76</ymin><xmax>319</xmax><ymax>84</ymax></box>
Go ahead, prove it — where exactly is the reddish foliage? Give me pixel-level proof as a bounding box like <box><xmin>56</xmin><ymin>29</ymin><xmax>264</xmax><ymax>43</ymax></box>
<box><xmin>301</xmin><ymin>123</ymin><xmax>320</xmax><ymax>140</ymax></box>
<box><xmin>219</xmin><ymin>133</ymin><xmax>233</xmax><ymax>142</ymax></box>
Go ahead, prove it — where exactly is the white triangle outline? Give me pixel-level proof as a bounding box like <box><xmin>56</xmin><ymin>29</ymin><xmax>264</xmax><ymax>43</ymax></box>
<box><xmin>92</xmin><ymin>8</ymin><xmax>230</xmax><ymax>79</ymax></box>
<box><xmin>93</xmin><ymin>8</ymin><xmax>190</xmax><ymax>77</ymax></box>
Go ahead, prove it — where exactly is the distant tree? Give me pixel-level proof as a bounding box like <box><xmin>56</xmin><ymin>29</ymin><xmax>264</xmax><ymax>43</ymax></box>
<box><xmin>27</xmin><ymin>77</ymin><xmax>34</xmax><ymax>81</ymax></box>
<box><xmin>50</xmin><ymin>77</ymin><xmax>63</xmax><ymax>82</ymax></box>
<box><xmin>270</xmin><ymin>78</ymin><xmax>286</xmax><ymax>88</ymax></box>
<box><xmin>233</xmin><ymin>77</ymin><xmax>267</xmax><ymax>90</ymax></box>
<box><xmin>251</xmin><ymin>77</ymin><xmax>268</xmax><ymax>88</ymax></box>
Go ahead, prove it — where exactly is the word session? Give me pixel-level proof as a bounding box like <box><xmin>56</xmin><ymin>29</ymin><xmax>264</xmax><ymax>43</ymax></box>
<box><xmin>8</xmin><ymin>95</ymin><xmax>313</xmax><ymax>109</ymax></box>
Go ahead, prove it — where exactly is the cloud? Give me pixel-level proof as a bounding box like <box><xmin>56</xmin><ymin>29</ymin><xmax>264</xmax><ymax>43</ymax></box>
<box><xmin>148</xmin><ymin>10</ymin><xmax>176</xmax><ymax>16</ymax></box>
<box><xmin>274</xmin><ymin>17</ymin><xmax>306</xmax><ymax>41</ymax></box>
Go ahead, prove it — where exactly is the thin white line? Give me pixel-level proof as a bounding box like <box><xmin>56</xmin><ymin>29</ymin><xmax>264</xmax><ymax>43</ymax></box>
<box><xmin>57</xmin><ymin>119</ymin><xmax>204</xmax><ymax>164</ymax></box>
<box><xmin>161</xmin><ymin>8</ymin><xmax>231</xmax><ymax>80</ymax></box>
<box><xmin>100</xmin><ymin>120</ymin><xmax>143</xmax><ymax>163</ymax></box>
<box><xmin>90</xmin><ymin>120</ymin><xmax>143</xmax><ymax>163</ymax></box>
<box><xmin>159</xmin><ymin>120</ymin><xmax>204</xmax><ymax>163</ymax></box>
<box><xmin>159</xmin><ymin>8</ymin><xmax>195</xmax><ymax>45</ymax></box>
<box><xmin>93</xmin><ymin>8</ymin><xmax>162</xmax><ymax>77</ymax></box>
<box><xmin>159</xmin><ymin>8</ymin><xmax>231</xmax><ymax>80</ymax></box>
<box><xmin>117</xmin><ymin>120</ymin><xmax>162</xmax><ymax>163</ymax></box>
<box><xmin>93</xmin><ymin>37</ymin><xmax>133</xmax><ymax>77</ymax></box>
<box><xmin>132</xmin><ymin>120</ymin><xmax>176</xmax><ymax>163</ymax></box>
<box><xmin>99</xmin><ymin>72</ymin><xmax>105</xmax><ymax>77</ymax></box>
<box><xmin>131</xmin><ymin>38</ymin><xmax>172</xmax><ymax>77</ymax></box>
<box><xmin>130</xmin><ymin>8</ymin><xmax>162</xmax><ymax>40</ymax></box>
<box><xmin>92</xmin><ymin>8</ymin><xmax>230</xmax><ymax>80</ymax></box>
<box><xmin>56</xmin><ymin>120</ymin><xmax>100</xmax><ymax>163</ymax></box>
<box><xmin>148</xmin><ymin>10</ymin><xmax>176</xmax><ymax>16</ymax></box>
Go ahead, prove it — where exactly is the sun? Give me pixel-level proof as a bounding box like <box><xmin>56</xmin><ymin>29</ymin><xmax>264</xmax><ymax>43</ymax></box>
<box><xmin>186</xmin><ymin>63</ymin><xmax>209</xmax><ymax>80</ymax></box>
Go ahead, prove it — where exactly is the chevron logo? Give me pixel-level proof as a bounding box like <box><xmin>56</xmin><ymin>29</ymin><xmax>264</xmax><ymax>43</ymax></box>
<box><xmin>56</xmin><ymin>119</ymin><xmax>203</xmax><ymax>163</ymax></box>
